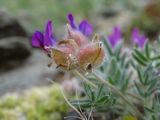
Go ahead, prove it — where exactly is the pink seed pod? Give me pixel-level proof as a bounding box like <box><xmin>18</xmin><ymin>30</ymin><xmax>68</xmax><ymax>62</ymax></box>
<box><xmin>66</xmin><ymin>24</ymin><xmax>88</xmax><ymax>47</ymax></box>
<box><xmin>51</xmin><ymin>39</ymin><xmax>78</xmax><ymax>70</ymax></box>
<box><xmin>77</xmin><ymin>42</ymin><xmax>105</xmax><ymax>71</ymax></box>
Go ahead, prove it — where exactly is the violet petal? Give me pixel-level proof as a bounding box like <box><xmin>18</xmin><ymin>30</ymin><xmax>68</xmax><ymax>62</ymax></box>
<box><xmin>44</xmin><ymin>20</ymin><xmax>56</xmax><ymax>47</ymax></box>
<box><xmin>139</xmin><ymin>35</ymin><xmax>147</xmax><ymax>48</ymax></box>
<box><xmin>131</xmin><ymin>28</ymin><xmax>147</xmax><ymax>48</ymax></box>
<box><xmin>32</xmin><ymin>31</ymin><xmax>44</xmax><ymax>47</ymax></box>
<box><xmin>131</xmin><ymin>28</ymin><xmax>139</xmax><ymax>43</ymax></box>
<box><xmin>108</xmin><ymin>26</ymin><xmax>122</xmax><ymax>48</ymax></box>
<box><xmin>79</xmin><ymin>20</ymin><xmax>93</xmax><ymax>37</ymax></box>
<box><xmin>108</xmin><ymin>35</ymin><xmax>116</xmax><ymax>47</ymax></box>
<box><xmin>67</xmin><ymin>13</ymin><xmax>77</xmax><ymax>29</ymax></box>
<box><xmin>114</xmin><ymin>26</ymin><xmax>122</xmax><ymax>40</ymax></box>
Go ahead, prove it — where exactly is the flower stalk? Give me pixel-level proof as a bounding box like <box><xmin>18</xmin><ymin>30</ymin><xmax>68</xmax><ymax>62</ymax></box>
<box><xmin>72</xmin><ymin>70</ymin><xmax>97</xmax><ymax>89</ymax></box>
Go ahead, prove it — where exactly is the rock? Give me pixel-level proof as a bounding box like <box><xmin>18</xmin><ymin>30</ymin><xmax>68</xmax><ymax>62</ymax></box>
<box><xmin>0</xmin><ymin>37</ymin><xmax>31</xmax><ymax>71</ymax></box>
<box><xmin>0</xmin><ymin>10</ymin><xmax>27</xmax><ymax>38</ymax></box>
<box><xmin>0</xmin><ymin>50</ymin><xmax>58</xmax><ymax>95</ymax></box>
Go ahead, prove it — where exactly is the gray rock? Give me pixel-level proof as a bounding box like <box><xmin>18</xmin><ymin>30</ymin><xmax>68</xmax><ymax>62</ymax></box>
<box><xmin>0</xmin><ymin>37</ymin><xmax>31</xmax><ymax>71</ymax></box>
<box><xmin>0</xmin><ymin>50</ymin><xmax>57</xmax><ymax>95</ymax></box>
<box><xmin>0</xmin><ymin>10</ymin><xmax>27</xmax><ymax>38</ymax></box>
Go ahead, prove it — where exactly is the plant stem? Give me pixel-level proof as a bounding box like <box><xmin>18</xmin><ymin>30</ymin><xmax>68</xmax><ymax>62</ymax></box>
<box><xmin>92</xmin><ymin>71</ymin><xmax>144</xmax><ymax>119</ymax></box>
<box><xmin>60</xmin><ymin>87</ymin><xmax>85</xmax><ymax>120</ymax></box>
<box><xmin>72</xmin><ymin>70</ymin><xmax>97</xmax><ymax>89</ymax></box>
<box><xmin>126</xmin><ymin>92</ymin><xmax>143</xmax><ymax>102</ymax></box>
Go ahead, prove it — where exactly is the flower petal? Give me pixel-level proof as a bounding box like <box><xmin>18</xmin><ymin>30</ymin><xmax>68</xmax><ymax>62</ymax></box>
<box><xmin>108</xmin><ymin>26</ymin><xmax>122</xmax><ymax>48</ymax></box>
<box><xmin>44</xmin><ymin>20</ymin><xmax>56</xmax><ymax>47</ymax></box>
<box><xmin>79</xmin><ymin>20</ymin><xmax>93</xmax><ymax>37</ymax></box>
<box><xmin>131</xmin><ymin>28</ymin><xmax>139</xmax><ymax>43</ymax></box>
<box><xmin>31</xmin><ymin>31</ymin><xmax>43</xmax><ymax>47</ymax></box>
<box><xmin>131</xmin><ymin>28</ymin><xmax>147</xmax><ymax>48</ymax></box>
<box><xmin>114</xmin><ymin>26</ymin><xmax>122</xmax><ymax>40</ymax></box>
<box><xmin>67</xmin><ymin>13</ymin><xmax>77</xmax><ymax>29</ymax></box>
<box><xmin>138</xmin><ymin>35</ymin><xmax>147</xmax><ymax>48</ymax></box>
<box><xmin>108</xmin><ymin>35</ymin><xmax>116</xmax><ymax>47</ymax></box>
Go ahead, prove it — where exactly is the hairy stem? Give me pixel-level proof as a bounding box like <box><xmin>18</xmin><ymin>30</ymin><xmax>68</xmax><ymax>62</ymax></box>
<box><xmin>72</xmin><ymin>70</ymin><xmax>97</xmax><ymax>89</ymax></box>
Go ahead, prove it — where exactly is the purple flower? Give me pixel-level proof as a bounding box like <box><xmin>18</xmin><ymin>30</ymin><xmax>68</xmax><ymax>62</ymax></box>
<box><xmin>107</xmin><ymin>26</ymin><xmax>122</xmax><ymax>48</ymax></box>
<box><xmin>131</xmin><ymin>28</ymin><xmax>147</xmax><ymax>48</ymax></box>
<box><xmin>67</xmin><ymin>13</ymin><xmax>93</xmax><ymax>37</ymax></box>
<box><xmin>32</xmin><ymin>20</ymin><xmax>56</xmax><ymax>52</ymax></box>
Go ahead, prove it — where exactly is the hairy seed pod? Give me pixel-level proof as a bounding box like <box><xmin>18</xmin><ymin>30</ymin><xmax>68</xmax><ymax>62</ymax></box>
<box><xmin>51</xmin><ymin>39</ymin><xmax>78</xmax><ymax>70</ymax></box>
<box><xmin>77</xmin><ymin>42</ymin><xmax>105</xmax><ymax>71</ymax></box>
<box><xmin>67</xmin><ymin>24</ymin><xmax>88</xmax><ymax>47</ymax></box>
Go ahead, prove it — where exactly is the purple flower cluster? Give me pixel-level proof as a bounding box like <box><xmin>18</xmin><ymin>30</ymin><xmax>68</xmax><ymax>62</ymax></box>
<box><xmin>131</xmin><ymin>28</ymin><xmax>148</xmax><ymax>48</ymax></box>
<box><xmin>32</xmin><ymin>13</ymin><xmax>104</xmax><ymax>71</ymax></box>
<box><xmin>32</xmin><ymin>13</ymin><xmax>93</xmax><ymax>52</ymax></box>
<box><xmin>107</xmin><ymin>26</ymin><xmax>147</xmax><ymax>49</ymax></box>
<box><xmin>31</xmin><ymin>13</ymin><xmax>148</xmax><ymax>71</ymax></box>
<box><xmin>32</xmin><ymin>17</ymin><xmax>147</xmax><ymax>52</ymax></box>
<box><xmin>67</xmin><ymin>13</ymin><xmax>93</xmax><ymax>37</ymax></box>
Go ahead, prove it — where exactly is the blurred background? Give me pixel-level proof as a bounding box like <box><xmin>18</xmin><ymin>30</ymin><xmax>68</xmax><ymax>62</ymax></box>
<box><xmin>0</xmin><ymin>0</ymin><xmax>159</xmax><ymax>119</ymax></box>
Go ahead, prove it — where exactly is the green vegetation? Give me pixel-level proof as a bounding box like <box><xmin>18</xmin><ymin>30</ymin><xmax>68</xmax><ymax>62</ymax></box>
<box><xmin>0</xmin><ymin>0</ymin><xmax>95</xmax><ymax>33</ymax></box>
<box><xmin>0</xmin><ymin>0</ymin><xmax>144</xmax><ymax>33</ymax></box>
<box><xmin>0</xmin><ymin>84</ymin><xmax>69</xmax><ymax>120</ymax></box>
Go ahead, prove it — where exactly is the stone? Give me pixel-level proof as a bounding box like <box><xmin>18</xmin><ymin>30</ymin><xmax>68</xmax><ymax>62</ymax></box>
<box><xmin>0</xmin><ymin>10</ymin><xmax>27</xmax><ymax>38</ymax></box>
<box><xmin>0</xmin><ymin>37</ymin><xmax>31</xmax><ymax>71</ymax></box>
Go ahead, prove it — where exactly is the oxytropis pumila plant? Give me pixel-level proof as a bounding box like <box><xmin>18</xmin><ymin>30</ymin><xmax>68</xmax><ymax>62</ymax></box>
<box><xmin>32</xmin><ymin>13</ymin><xmax>160</xmax><ymax>120</ymax></box>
